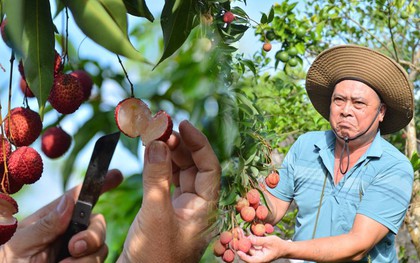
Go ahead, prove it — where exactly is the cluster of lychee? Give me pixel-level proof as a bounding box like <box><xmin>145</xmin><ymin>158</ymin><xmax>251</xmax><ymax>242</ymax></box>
<box><xmin>0</xmin><ymin>19</ymin><xmax>93</xmax><ymax>245</ymax></box>
<box><xmin>213</xmin><ymin>171</ymin><xmax>280</xmax><ymax>262</ymax></box>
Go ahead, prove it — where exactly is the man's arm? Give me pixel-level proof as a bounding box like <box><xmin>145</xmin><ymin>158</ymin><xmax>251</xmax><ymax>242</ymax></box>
<box><xmin>264</xmin><ymin>188</ymin><xmax>291</xmax><ymax>224</ymax></box>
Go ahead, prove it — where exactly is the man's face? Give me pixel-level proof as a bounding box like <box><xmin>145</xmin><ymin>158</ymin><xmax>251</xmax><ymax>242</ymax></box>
<box><xmin>329</xmin><ymin>80</ymin><xmax>385</xmax><ymax>140</ymax></box>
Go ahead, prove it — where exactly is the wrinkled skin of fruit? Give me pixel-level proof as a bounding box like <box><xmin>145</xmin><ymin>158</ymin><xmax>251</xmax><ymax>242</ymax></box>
<box><xmin>0</xmin><ymin>193</ymin><xmax>18</xmax><ymax>245</ymax></box>
<box><xmin>4</xmin><ymin>107</ymin><xmax>42</xmax><ymax>147</ymax></box>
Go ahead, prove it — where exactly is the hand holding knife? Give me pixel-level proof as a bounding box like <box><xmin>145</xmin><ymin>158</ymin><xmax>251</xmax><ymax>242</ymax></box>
<box><xmin>57</xmin><ymin>132</ymin><xmax>120</xmax><ymax>261</ymax></box>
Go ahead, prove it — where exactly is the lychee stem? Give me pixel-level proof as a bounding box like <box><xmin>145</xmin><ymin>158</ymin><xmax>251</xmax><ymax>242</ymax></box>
<box><xmin>116</xmin><ymin>54</ymin><xmax>135</xmax><ymax>97</ymax></box>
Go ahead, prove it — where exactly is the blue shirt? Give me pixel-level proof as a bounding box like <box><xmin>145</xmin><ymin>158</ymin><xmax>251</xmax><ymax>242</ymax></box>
<box><xmin>268</xmin><ymin>130</ymin><xmax>414</xmax><ymax>262</ymax></box>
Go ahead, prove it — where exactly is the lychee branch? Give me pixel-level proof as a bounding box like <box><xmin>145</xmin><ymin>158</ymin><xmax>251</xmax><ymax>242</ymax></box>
<box><xmin>116</xmin><ymin>54</ymin><xmax>134</xmax><ymax>98</ymax></box>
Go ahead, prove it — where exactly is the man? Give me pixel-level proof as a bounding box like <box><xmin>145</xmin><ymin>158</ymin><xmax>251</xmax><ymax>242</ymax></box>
<box><xmin>0</xmin><ymin>120</ymin><xmax>221</xmax><ymax>262</ymax></box>
<box><xmin>238</xmin><ymin>45</ymin><xmax>414</xmax><ymax>262</ymax></box>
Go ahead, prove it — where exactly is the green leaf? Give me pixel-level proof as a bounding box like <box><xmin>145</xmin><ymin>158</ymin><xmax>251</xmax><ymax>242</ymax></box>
<box><xmin>4</xmin><ymin>0</ymin><xmax>55</xmax><ymax>116</ymax></box>
<box><xmin>100</xmin><ymin>0</ymin><xmax>129</xmax><ymax>36</ymax></box>
<box><xmin>62</xmin><ymin>0</ymin><xmax>150</xmax><ymax>63</ymax></box>
<box><xmin>122</xmin><ymin>0</ymin><xmax>154</xmax><ymax>22</ymax></box>
<box><xmin>156</xmin><ymin>0</ymin><xmax>199</xmax><ymax>67</ymax></box>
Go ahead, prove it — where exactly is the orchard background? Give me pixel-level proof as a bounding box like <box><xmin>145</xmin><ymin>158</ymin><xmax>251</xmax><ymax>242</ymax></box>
<box><xmin>0</xmin><ymin>0</ymin><xmax>419</xmax><ymax>262</ymax></box>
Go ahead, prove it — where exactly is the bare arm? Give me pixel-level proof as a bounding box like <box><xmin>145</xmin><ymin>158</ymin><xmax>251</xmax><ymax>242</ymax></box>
<box><xmin>239</xmin><ymin>213</ymin><xmax>389</xmax><ymax>262</ymax></box>
<box><xmin>263</xmin><ymin>188</ymin><xmax>291</xmax><ymax>224</ymax></box>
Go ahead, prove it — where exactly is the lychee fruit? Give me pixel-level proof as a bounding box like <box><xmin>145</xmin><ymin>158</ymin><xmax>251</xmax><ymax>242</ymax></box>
<box><xmin>48</xmin><ymin>73</ymin><xmax>85</xmax><ymax>114</ymax></box>
<box><xmin>41</xmin><ymin>126</ymin><xmax>72</xmax><ymax>159</ymax></box>
<box><xmin>222</xmin><ymin>249</ymin><xmax>235</xmax><ymax>263</ymax></box>
<box><xmin>265</xmin><ymin>223</ymin><xmax>275</xmax><ymax>234</ymax></box>
<box><xmin>256</xmin><ymin>205</ymin><xmax>269</xmax><ymax>221</ymax></box>
<box><xmin>54</xmin><ymin>50</ymin><xmax>63</xmax><ymax>76</ymax></box>
<box><xmin>8</xmin><ymin>146</ymin><xmax>43</xmax><ymax>185</ymax></box>
<box><xmin>19</xmin><ymin>76</ymin><xmax>35</xmax><ymax>98</ymax></box>
<box><xmin>238</xmin><ymin>237</ymin><xmax>252</xmax><ymax>253</ymax></box>
<box><xmin>213</xmin><ymin>238</ymin><xmax>226</xmax><ymax>257</ymax></box>
<box><xmin>0</xmin><ymin>168</ymin><xmax>24</xmax><ymax>195</ymax></box>
<box><xmin>0</xmin><ymin>192</ymin><xmax>18</xmax><ymax>245</ymax></box>
<box><xmin>220</xmin><ymin>230</ymin><xmax>233</xmax><ymax>245</ymax></box>
<box><xmin>18</xmin><ymin>60</ymin><xmax>25</xmax><ymax>80</ymax></box>
<box><xmin>263</xmin><ymin>42</ymin><xmax>272</xmax><ymax>52</ymax></box>
<box><xmin>223</xmin><ymin>11</ymin><xmax>235</xmax><ymax>24</ymax></box>
<box><xmin>235</xmin><ymin>197</ymin><xmax>249</xmax><ymax>213</ymax></box>
<box><xmin>114</xmin><ymin>98</ymin><xmax>173</xmax><ymax>144</ymax></box>
<box><xmin>70</xmin><ymin>70</ymin><xmax>93</xmax><ymax>101</ymax></box>
<box><xmin>265</xmin><ymin>171</ymin><xmax>280</xmax><ymax>188</ymax></box>
<box><xmin>4</xmin><ymin>107</ymin><xmax>42</xmax><ymax>147</ymax></box>
<box><xmin>246</xmin><ymin>189</ymin><xmax>260</xmax><ymax>206</ymax></box>
<box><xmin>251</xmin><ymin>223</ymin><xmax>266</xmax><ymax>236</ymax></box>
<box><xmin>240</xmin><ymin>206</ymin><xmax>256</xmax><ymax>222</ymax></box>
<box><xmin>229</xmin><ymin>237</ymin><xmax>239</xmax><ymax>250</ymax></box>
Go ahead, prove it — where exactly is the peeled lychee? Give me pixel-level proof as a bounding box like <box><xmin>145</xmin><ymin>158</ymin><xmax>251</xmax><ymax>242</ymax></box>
<box><xmin>256</xmin><ymin>205</ymin><xmax>269</xmax><ymax>221</ymax></box>
<box><xmin>246</xmin><ymin>189</ymin><xmax>260</xmax><ymax>206</ymax></box>
<box><xmin>0</xmin><ymin>193</ymin><xmax>18</xmax><ymax>245</ymax></box>
<box><xmin>8</xmin><ymin>146</ymin><xmax>43</xmax><ymax>185</ymax></box>
<box><xmin>240</xmin><ymin>206</ymin><xmax>255</xmax><ymax>222</ymax></box>
<box><xmin>41</xmin><ymin>127</ymin><xmax>72</xmax><ymax>159</ymax></box>
<box><xmin>222</xmin><ymin>249</ymin><xmax>235</xmax><ymax>263</ymax></box>
<box><xmin>238</xmin><ymin>237</ymin><xmax>252</xmax><ymax>253</ymax></box>
<box><xmin>213</xmin><ymin>238</ymin><xmax>226</xmax><ymax>257</ymax></box>
<box><xmin>220</xmin><ymin>231</ymin><xmax>233</xmax><ymax>245</ymax></box>
<box><xmin>48</xmin><ymin>74</ymin><xmax>85</xmax><ymax>114</ymax></box>
<box><xmin>223</xmin><ymin>11</ymin><xmax>235</xmax><ymax>24</ymax></box>
<box><xmin>266</xmin><ymin>171</ymin><xmax>280</xmax><ymax>188</ymax></box>
<box><xmin>4</xmin><ymin>107</ymin><xmax>42</xmax><ymax>147</ymax></box>
<box><xmin>114</xmin><ymin>98</ymin><xmax>173</xmax><ymax>144</ymax></box>
<box><xmin>70</xmin><ymin>70</ymin><xmax>93</xmax><ymax>101</ymax></box>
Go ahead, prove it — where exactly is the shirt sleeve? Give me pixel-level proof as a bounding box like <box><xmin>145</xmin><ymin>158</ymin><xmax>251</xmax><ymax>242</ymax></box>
<box><xmin>357</xmin><ymin>157</ymin><xmax>414</xmax><ymax>234</ymax></box>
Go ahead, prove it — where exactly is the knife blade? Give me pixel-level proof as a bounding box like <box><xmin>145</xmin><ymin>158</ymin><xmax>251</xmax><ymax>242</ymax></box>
<box><xmin>57</xmin><ymin>132</ymin><xmax>120</xmax><ymax>260</ymax></box>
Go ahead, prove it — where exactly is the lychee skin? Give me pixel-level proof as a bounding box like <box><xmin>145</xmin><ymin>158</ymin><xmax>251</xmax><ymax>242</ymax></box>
<box><xmin>265</xmin><ymin>223</ymin><xmax>275</xmax><ymax>234</ymax></box>
<box><xmin>240</xmin><ymin>206</ymin><xmax>256</xmax><ymax>222</ymax></box>
<box><xmin>222</xmin><ymin>249</ymin><xmax>235</xmax><ymax>263</ymax></box>
<box><xmin>251</xmin><ymin>223</ymin><xmax>266</xmax><ymax>236</ymax></box>
<box><xmin>213</xmin><ymin>238</ymin><xmax>226</xmax><ymax>257</ymax></box>
<box><xmin>54</xmin><ymin>50</ymin><xmax>63</xmax><ymax>76</ymax></box>
<box><xmin>223</xmin><ymin>11</ymin><xmax>235</xmax><ymax>24</ymax></box>
<box><xmin>0</xmin><ymin>169</ymin><xmax>24</xmax><ymax>195</ymax></box>
<box><xmin>0</xmin><ymin>138</ymin><xmax>11</xmax><ymax>166</ymax></box>
<box><xmin>70</xmin><ymin>70</ymin><xmax>93</xmax><ymax>101</ymax></box>
<box><xmin>41</xmin><ymin>127</ymin><xmax>72</xmax><ymax>159</ymax></box>
<box><xmin>0</xmin><ymin>192</ymin><xmax>18</xmax><ymax>245</ymax></box>
<box><xmin>238</xmin><ymin>237</ymin><xmax>252</xmax><ymax>253</ymax></box>
<box><xmin>256</xmin><ymin>205</ymin><xmax>269</xmax><ymax>221</ymax></box>
<box><xmin>220</xmin><ymin>231</ymin><xmax>233</xmax><ymax>245</ymax></box>
<box><xmin>19</xmin><ymin>77</ymin><xmax>35</xmax><ymax>98</ymax></box>
<box><xmin>48</xmin><ymin>74</ymin><xmax>85</xmax><ymax>114</ymax></box>
<box><xmin>4</xmin><ymin>107</ymin><xmax>42</xmax><ymax>147</ymax></box>
<box><xmin>266</xmin><ymin>171</ymin><xmax>280</xmax><ymax>188</ymax></box>
<box><xmin>8</xmin><ymin>146</ymin><xmax>43</xmax><ymax>185</ymax></box>
<box><xmin>235</xmin><ymin>197</ymin><xmax>249</xmax><ymax>213</ymax></box>
<box><xmin>115</xmin><ymin>97</ymin><xmax>152</xmax><ymax>138</ymax></box>
<box><xmin>246</xmin><ymin>189</ymin><xmax>260</xmax><ymax>206</ymax></box>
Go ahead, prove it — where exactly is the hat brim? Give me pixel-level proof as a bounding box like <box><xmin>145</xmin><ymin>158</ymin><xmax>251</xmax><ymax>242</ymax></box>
<box><xmin>306</xmin><ymin>45</ymin><xmax>413</xmax><ymax>134</ymax></box>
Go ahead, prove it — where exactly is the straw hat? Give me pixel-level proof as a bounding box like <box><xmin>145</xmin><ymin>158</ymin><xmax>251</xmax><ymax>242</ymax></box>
<box><xmin>306</xmin><ymin>44</ymin><xmax>414</xmax><ymax>134</ymax></box>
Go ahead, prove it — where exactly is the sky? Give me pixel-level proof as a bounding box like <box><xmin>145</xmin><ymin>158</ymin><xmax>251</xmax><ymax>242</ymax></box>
<box><xmin>0</xmin><ymin>0</ymin><xmax>277</xmax><ymax>217</ymax></box>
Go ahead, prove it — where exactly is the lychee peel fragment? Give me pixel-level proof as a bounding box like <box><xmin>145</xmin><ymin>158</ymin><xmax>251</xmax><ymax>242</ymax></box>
<box><xmin>0</xmin><ymin>193</ymin><xmax>18</xmax><ymax>245</ymax></box>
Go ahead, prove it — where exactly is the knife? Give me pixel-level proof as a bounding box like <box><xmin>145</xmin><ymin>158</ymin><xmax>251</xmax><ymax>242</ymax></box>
<box><xmin>57</xmin><ymin>132</ymin><xmax>120</xmax><ymax>261</ymax></box>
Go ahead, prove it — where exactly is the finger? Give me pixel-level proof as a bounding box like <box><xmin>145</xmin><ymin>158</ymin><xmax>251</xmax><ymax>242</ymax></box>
<box><xmin>21</xmin><ymin>169</ymin><xmax>123</xmax><ymax>226</ymax></box>
<box><xmin>59</xmin><ymin>244</ymin><xmax>108</xmax><ymax>263</ymax></box>
<box><xmin>142</xmin><ymin>140</ymin><xmax>173</xmax><ymax>213</ymax></box>
<box><xmin>178</xmin><ymin>120</ymin><xmax>221</xmax><ymax>201</ymax></box>
<box><xmin>68</xmin><ymin>214</ymin><xmax>107</xmax><ymax>258</ymax></box>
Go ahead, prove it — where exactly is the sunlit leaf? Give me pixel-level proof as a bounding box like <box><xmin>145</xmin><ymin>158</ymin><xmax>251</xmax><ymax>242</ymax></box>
<box><xmin>123</xmin><ymin>0</ymin><xmax>154</xmax><ymax>22</ymax></box>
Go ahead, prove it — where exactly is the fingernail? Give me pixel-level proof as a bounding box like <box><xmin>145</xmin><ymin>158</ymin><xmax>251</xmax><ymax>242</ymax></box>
<box><xmin>56</xmin><ymin>195</ymin><xmax>68</xmax><ymax>215</ymax></box>
<box><xmin>148</xmin><ymin>141</ymin><xmax>167</xmax><ymax>163</ymax></box>
<box><xmin>74</xmin><ymin>240</ymin><xmax>87</xmax><ymax>255</ymax></box>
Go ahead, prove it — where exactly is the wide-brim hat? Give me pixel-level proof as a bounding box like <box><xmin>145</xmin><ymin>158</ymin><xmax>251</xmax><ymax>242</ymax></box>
<box><xmin>306</xmin><ymin>44</ymin><xmax>413</xmax><ymax>134</ymax></box>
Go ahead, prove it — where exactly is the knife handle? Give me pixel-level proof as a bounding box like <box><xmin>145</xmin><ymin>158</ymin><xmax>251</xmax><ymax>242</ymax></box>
<box><xmin>56</xmin><ymin>220</ymin><xmax>88</xmax><ymax>261</ymax></box>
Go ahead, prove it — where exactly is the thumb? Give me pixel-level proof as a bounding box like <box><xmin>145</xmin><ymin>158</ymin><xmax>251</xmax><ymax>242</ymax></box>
<box><xmin>7</xmin><ymin>194</ymin><xmax>74</xmax><ymax>256</ymax></box>
<box><xmin>142</xmin><ymin>141</ymin><xmax>173</xmax><ymax>212</ymax></box>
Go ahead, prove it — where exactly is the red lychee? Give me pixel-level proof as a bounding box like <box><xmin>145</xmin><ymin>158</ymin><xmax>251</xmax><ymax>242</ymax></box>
<box><xmin>223</xmin><ymin>11</ymin><xmax>235</xmax><ymax>24</ymax></box>
<box><xmin>246</xmin><ymin>189</ymin><xmax>260</xmax><ymax>206</ymax></box>
<box><xmin>19</xmin><ymin>76</ymin><xmax>35</xmax><ymax>98</ymax></box>
<box><xmin>41</xmin><ymin>127</ymin><xmax>72</xmax><ymax>159</ymax></box>
<box><xmin>4</xmin><ymin>107</ymin><xmax>42</xmax><ymax>147</ymax></box>
<box><xmin>265</xmin><ymin>223</ymin><xmax>275</xmax><ymax>234</ymax></box>
<box><xmin>213</xmin><ymin>238</ymin><xmax>227</xmax><ymax>257</ymax></box>
<box><xmin>263</xmin><ymin>42</ymin><xmax>272</xmax><ymax>52</ymax></box>
<box><xmin>235</xmin><ymin>197</ymin><xmax>249</xmax><ymax>213</ymax></box>
<box><xmin>251</xmin><ymin>223</ymin><xmax>266</xmax><ymax>236</ymax></box>
<box><xmin>240</xmin><ymin>206</ymin><xmax>255</xmax><ymax>222</ymax></box>
<box><xmin>222</xmin><ymin>249</ymin><xmax>235</xmax><ymax>263</ymax></box>
<box><xmin>48</xmin><ymin>73</ymin><xmax>85</xmax><ymax>114</ymax></box>
<box><xmin>256</xmin><ymin>205</ymin><xmax>269</xmax><ymax>221</ymax></box>
<box><xmin>0</xmin><ymin>168</ymin><xmax>24</xmax><ymax>195</ymax></box>
<box><xmin>229</xmin><ymin>237</ymin><xmax>239</xmax><ymax>250</ymax></box>
<box><xmin>18</xmin><ymin>60</ymin><xmax>25</xmax><ymax>80</ymax></box>
<box><xmin>8</xmin><ymin>146</ymin><xmax>43</xmax><ymax>185</ymax></box>
<box><xmin>265</xmin><ymin>171</ymin><xmax>280</xmax><ymax>188</ymax></box>
<box><xmin>114</xmin><ymin>98</ymin><xmax>173</xmax><ymax>144</ymax></box>
<box><xmin>0</xmin><ymin>192</ymin><xmax>18</xmax><ymax>245</ymax></box>
<box><xmin>0</xmin><ymin>138</ymin><xmax>11</xmax><ymax>166</ymax></box>
<box><xmin>238</xmin><ymin>237</ymin><xmax>252</xmax><ymax>253</ymax></box>
<box><xmin>220</xmin><ymin>230</ymin><xmax>233</xmax><ymax>245</ymax></box>
<box><xmin>54</xmin><ymin>50</ymin><xmax>63</xmax><ymax>76</ymax></box>
<box><xmin>70</xmin><ymin>70</ymin><xmax>93</xmax><ymax>101</ymax></box>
